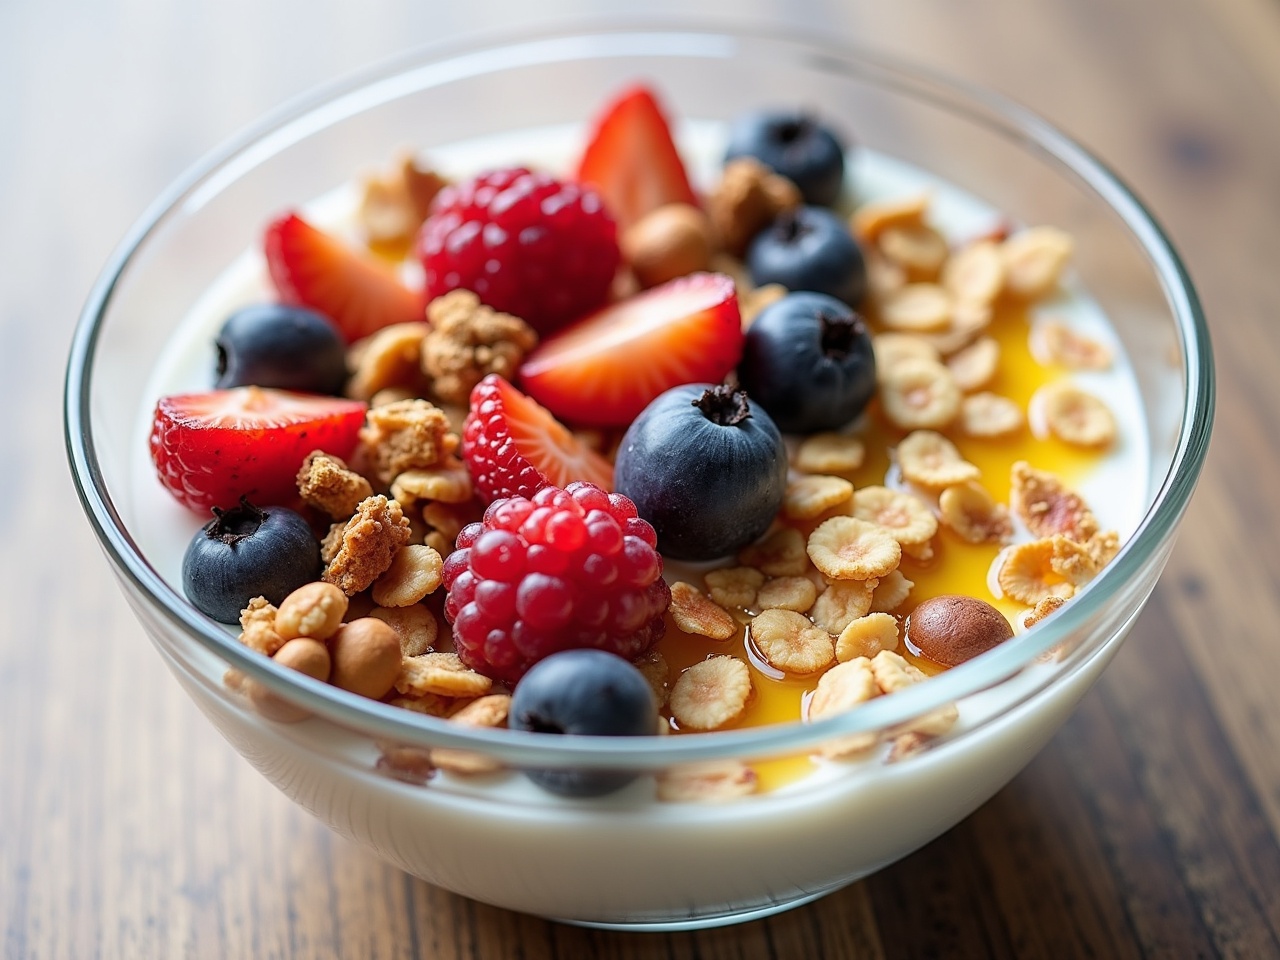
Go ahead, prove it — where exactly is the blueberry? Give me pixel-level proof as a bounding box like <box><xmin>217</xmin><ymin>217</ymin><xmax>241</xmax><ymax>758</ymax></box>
<box><xmin>182</xmin><ymin>498</ymin><xmax>321</xmax><ymax>623</ymax></box>
<box><xmin>615</xmin><ymin>384</ymin><xmax>787</xmax><ymax>561</ymax></box>
<box><xmin>215</xmin><ymin>303</ymin><xmax>347</xmax><ymax>394</ymax></box>
<box><xmin>724</xmin><ymin>110</ymin><xmax>846</xmax><ymax>207</ymax></box>
<box><xmin>509</xmin><ymin>649</ymin><xmax>658</xmax><ymax>797</ymax></box>
<box><xmin>746</xmin><ymin>207</ymin><xmax>866</xmax><ymax>307</ymax></box>
<box><xmin>738</xmin><ymin>292</ymin><xmax>876</xmax><ymax>434</ymax></box>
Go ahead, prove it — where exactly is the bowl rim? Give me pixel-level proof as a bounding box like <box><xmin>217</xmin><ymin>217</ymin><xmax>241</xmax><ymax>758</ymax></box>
<box><xmin>64</xmin><ymin>20</ymin><xmax>1214</xmax><ymax>768</ymax></box>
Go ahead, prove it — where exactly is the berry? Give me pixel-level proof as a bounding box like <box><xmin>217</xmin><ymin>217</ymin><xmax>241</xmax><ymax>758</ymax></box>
<box><xmin>614</xmin><ymin>384</ymin><xmax>787</xmax><ymax>561</ymax></box>
<box><xmin>746</xmin><ymin>206</ymin><xmax>867</xmax><ymax>306</ymax></box>
<box><xmin>724</xmin><ymin>110</ymin><xmax>847</xmax><ymax>207</ymax></box>
<box><xmin>574</xmin><ymin>84</ymin><xmax>699</xmax><ymax>230</ymax></box>
<box><xmin>442</xmin><ymin>482</ymin><xmax>670</xmax><ymax>685</ymax></box>
<box><xmin>264</xmin><ymin>212</ymin><xmax>423</xmax><ymax>342</ymax></box>
<box><xmin>518</xmin><ymin>272</ymin><xmax>743</xmax><ymax>428</ymax></box>
<box><xmin>738</xmin><ymin>292</ymin><xmax>876</xmax><ymax>434</ymax></box>
<box><xmin>215</xmin><ymin>303</ymin><xmax>347</xmax><ymax>395</ymax></box>
<box><xmin>181</xmin><ymin>498</ymin><xmax>320</xmax><ymax>623</ymax></box>
<box><xmin>509</xmin><ymin>649</ymin><xmax>658</xmax><ymax>797</ymax></box>
<box><xmin>149</xmin><ymin>387</ymin><xmax>366</xmax><ymax>512</ymax></box>
<box><xmin>418</xmin><ymin>167</ymin><xmax>619</xmax><ymax>335</ymax></box>
<box><xmin>462</xmin><ymin>375</ymin><xmax>614</xmax><ymax>504</ymax></box>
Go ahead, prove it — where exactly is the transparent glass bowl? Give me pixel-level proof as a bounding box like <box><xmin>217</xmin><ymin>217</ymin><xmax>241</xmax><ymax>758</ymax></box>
<box><xmin>65</xmin><ymin>24</ymin><xmax>1213</xmax><ymax>930</ymax></box>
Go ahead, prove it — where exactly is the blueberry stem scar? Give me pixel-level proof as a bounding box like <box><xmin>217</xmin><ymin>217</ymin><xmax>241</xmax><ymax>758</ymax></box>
<box><xmin>693</xmin><ymin>384</ymin><xmax>752</xmax><ymax>427</ymax></box>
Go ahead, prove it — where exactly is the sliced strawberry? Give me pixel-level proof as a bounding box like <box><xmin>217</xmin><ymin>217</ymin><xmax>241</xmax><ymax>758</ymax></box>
<box><xmin>264</xmin><ymin>212</ymin><xmax>422</xmax><ymax>343</ymax></box>
<box><xmin>574</xmin><ymin>84</ymin><xmax>698</xmax><ymax>230</ymax></box>
<box><xmin>149</xmin><ymin>387</ymin><xmax>367</xmax><ymax>512</ymax></box>
<box><xmin>517</xmin><ymin>273</ymin><xmax>743</xmax><ymax>428</ymax></box>
<box><xmin>463</xmin><ymin>375</ymin><xmax>614</xmax><ymax>503</ymax></box>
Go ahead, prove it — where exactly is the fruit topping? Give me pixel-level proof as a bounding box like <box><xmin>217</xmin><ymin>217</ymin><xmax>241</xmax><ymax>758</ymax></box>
<box><xmin>724</xmin><ymin>110</ymin><xmax>847</xmax><ymax>208</ymax></box>
<box><xmin>181</xmin><ymin>498</ymin><xmax>321</xmax><ymax>623</ymax></box>
<box><xmin>738</xmin><ymin>292</ymin><xmax>876</xmax><ymax>434</ymax></box>
<box><xmin>418</xmin><ymin>167</ymin><xmax>619</xmax><ymax>335</ymax></box>
<box><xmin>215</xmin><ymin>303</ymin><xmax>347</xmax><ymax>395</ymax></box>
<box><xmin>614</xmin><ymin>384</ymin><xmax>787</xmax><ymax>561</ymax></box>
<box><xmin>441</xmin><ymin>482</ymin><xmax>671</xmax><ymax>685</ymax></box>
<box><xmin>149</xmin><ymin>387</ymin><xmax>367</xmax><ymax>512</ymax></box>
<box><xmin>264</xmin><ymin>212</ymin><xmax>422</xmax><ymax>343</ymax></box>
<box><xmin>509</xmin><ymin>648</ymin><xmax>659</xmax><ymax>797</ymax></box>
<box><xmin>517</xmin><ymin>272</ymin><xmax>743</xmax><ymax>428</ymax></box>
<box><xmin>746</xmin><ymin>206</ymin><xmax>867</xmax><ymax>306</ymax></box>
<box><xmin>462</xmin><ymin>375</ymin><xmax>614</xmax><ymax>503</ymax></box>
<box><xmin>574</xmin><ymin>83</ymin><xmax>699</xmax><ymax>230</ymax></box>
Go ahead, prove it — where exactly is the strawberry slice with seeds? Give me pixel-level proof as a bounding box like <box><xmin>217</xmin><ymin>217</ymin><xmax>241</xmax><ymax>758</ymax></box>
<box><xmin>463</xmin><ymin>375</ymin><xmax>614</xmax><ymax>503</ymax></box>
<box><xmin>574</xmin><ymin>84</ymin><xmax>698</xmax><ymax>230</ymax></box>
<box><xmin>149</xmin><ymin>387</ymin><xmax>367</xmax><ymax>512</ymax></box>
<box><xmin>517</xmin><ymin>273</ymin><xmax>743</xmax><ymax>428</ymax></box>
<box><xmin>264</xmin><ymin>212</ymin><xmax>422</xmax><ymax>343</ymax></box>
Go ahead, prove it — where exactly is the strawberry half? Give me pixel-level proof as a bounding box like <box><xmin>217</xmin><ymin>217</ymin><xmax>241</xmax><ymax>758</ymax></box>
<box><xmin>517</xmin><ymin>273</ymin><xmax>743</xmax><ymax>428</ymax></box>
<box><xmin>463</xmin><ymin>375</ymin><xmax>614</xmax><ymax>503</ymax></box>
<box><xmin>149</xmin><ymin>387</ymin><xmax>367</xmax><ymax>512</ymax></box>
<box><xmin>574</xmin><ymin>84</ymin><xmax>698</xmax><ymax>230</ymax></box>
<box><xmin>264</xmin><ymin>212</ymin><xmax>422</xmax><ymax>343</ymax></box>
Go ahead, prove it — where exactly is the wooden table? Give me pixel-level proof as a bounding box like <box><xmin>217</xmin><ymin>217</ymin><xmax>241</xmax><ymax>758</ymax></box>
<box><xmin>5</xmin><ymin>0</ymin><xmax>1280</xmax><ymax>955</ymax></box>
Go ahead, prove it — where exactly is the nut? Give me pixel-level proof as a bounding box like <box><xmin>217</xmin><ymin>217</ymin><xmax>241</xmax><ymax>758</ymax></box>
<box><xmin>897</xmin><ymin>430</ymin><xmax>981</xmax><ymax>489</ymax></box>
<box><xmin>708</xmin><ymin>157</ymin><xmax>802</xmax><ymax>255</ymax></box>
<box><xmin>620</xmin><ymin>203</ymin><xmax>714</xmax><ymax>288</ymax></box>
<box><xmin>669</xmin><ymin>582</ymin><xmax>739</xmax><ymax>641</ymax></box>
<box><xmin>750</xmin><ymin>609</ymin><xmax>835</xmax><ymax>675</ymax></box>
<box><xmin>835</xmin><ymin>613</ymin><xmax>900</xmax><ymax>662</ymax></box>
<box><xmin>669</xmin><ymin>656</ymin><xmax>753</xmax><ymax>731</ymax></box>
<box><xmin>808</xmin><ymin>516</ymin><xmax>902</xmax><ymax>581</ymax></box>
<box><xmin>276</xmin><ymin>581</ymin><xmax>349</xmax><ymax>641</ymax></box>
<box><xmin>906</xmin><ymin>595</ymin><xmax>1013</xmax><ymax>666</ymax></box>
<box><xmin>371</xmin><ymin>544</ymin><xmax>444</xmax><ymax>607</ymax></box>
<box><xmin>328</xmin><ymin>618</ymin><xmax>403</xmax><ymax>699</ymax></box>
<box><xmin>879</xmin><ymin>358</ymin><xmax>962</xmax><ymax>430</ymax></box>
<box><xmin>248</xmin><ymin>637</ymin><xmax>333</xmax><ymax>723</ymax></box>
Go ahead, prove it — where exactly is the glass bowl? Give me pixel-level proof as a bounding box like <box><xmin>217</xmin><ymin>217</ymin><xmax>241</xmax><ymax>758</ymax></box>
<box><xmin>65</xmin><ymin>23</ymin><xmax>1213</xmax><ymax>931</ymax></box>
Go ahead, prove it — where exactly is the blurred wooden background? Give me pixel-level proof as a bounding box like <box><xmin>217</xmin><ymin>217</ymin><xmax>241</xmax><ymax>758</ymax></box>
<box><xmin>5</xmin><ymin>0</ymin><xmax>1280</xmax><ymax>955</ymax></box>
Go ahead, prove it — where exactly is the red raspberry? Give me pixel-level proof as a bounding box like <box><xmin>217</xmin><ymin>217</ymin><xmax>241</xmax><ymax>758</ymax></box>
<box><xmin>418</xmin><ymin>167</ymin><xmax>620</xmax><ymax>335</ymax></box>
<box><xmin>441</xmin><ymin>482</ymin><xmax>670</xmax><ymax>684</ymax></box>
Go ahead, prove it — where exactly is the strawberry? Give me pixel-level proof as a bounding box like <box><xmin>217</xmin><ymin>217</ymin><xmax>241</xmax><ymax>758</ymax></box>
<box><xmin>149</xmin><ymin>387</ymin><xmax>367</xmax><ymax>512</ymax></box>
<box><xmin>517</xmin><ymin>273</ymin><xmax>743</xmax><ymax>428</ymax></box>
<box><xmin>264</xmin><ymin>212</ymin><xmax>422</xmax><ymax>343</ymax></box>
<box><xmin>574</xmin><ymin>84</ymin><xmax>698</xmax><ymax>230</ymax></box>
<box><xmin>462</xmin><ymin>375</ymin><xmax>614</xmax><ymax>503</ymax></box>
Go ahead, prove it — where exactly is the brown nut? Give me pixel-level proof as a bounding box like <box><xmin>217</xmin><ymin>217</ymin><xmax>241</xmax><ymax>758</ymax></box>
<box><xmin>621</xmin><ymin>203</ymin><xmax>713</xmax><ymax>288</ymax></box>
<box><xmin>906</xmin><ymin>594</ymin><xmax>1013</xmax><ymax>666</ymax></box>
<box><xmin>275</xmin><ymin>581</ymin><xmax>349</xmax><ymax>641</ymax></box>
<box><xmin>248</xmin><ymin>638</ymin><xmax>332</xmax><ymax>723</ymax></box>
<box><xmin>328</xmin><ymin>618</ymin><xmax>404</xmax><ymax>700</ymax></box>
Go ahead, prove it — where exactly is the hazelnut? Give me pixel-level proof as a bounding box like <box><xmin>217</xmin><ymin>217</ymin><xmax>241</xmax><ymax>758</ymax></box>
<box><xmin>248</xmin><ymin>637</ymin><xmax>332</xmax><ymax>723</ymax></box>
<box><xmin>328</xmin><ymin>618</ymin><xmax>403</xmax><ymax>699</ymax></box>
<box><xmin>620</xmin><ymin>203</ymin><xmax>713</xmax><ymax>288</ymax></box>
<box><xmin>276</xmin><ymin>581</ymin><xmax>349</xmax><ymax>641</ymax></box>
<box><xmin>906</xmin><ymin>594</ymin><xmax>1013</xmax><ymax>666</ymax></box>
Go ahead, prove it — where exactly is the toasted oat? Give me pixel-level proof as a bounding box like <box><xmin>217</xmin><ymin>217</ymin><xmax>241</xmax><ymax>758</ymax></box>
<box><xmin>358</xmin><ymin>399</ymin><xmax>458</xmax><ymax>486</ymax></box>
<box><xmin>1002</xmin><ymin>227</ymin><xmax>1073</xmax><ymax>299</ymax></box>
<box><xmin>879</xmin><ymin>283</ymin><xmax>953</xmax><ymax>332</ymax></box>
<box><xmin>369</xmin><ymin>604</ymin><xmax>439</xmax><ymax>657</ymax></box>
<box><xmin>296</xmin><ymin>451</ymin><xmax>375</xmax><ymax>519</ymax></box>
<box><xmin>756</xmin><ymin>576</ymin><xmax>819</xmax><ymax>613</ymax></box>
<box><xmin>851</xmin><ymin>193</ymin><xmax>930</xmax><ymax>243</ymax></box>
<box><xmin>850</xmin><ymin>486</ymin><xmax>938</xmax><ymax>546</ymax></box>
<box><xmin>1035</xmin><ymin>319</ymin><xmax>1113</xmax><ymax>370</ymax></box>
<box><xmin>939</xmin><ymin>482</ymin><xmax>1013</xmax><ymax>544</ymax></box>
<box><xmin>941</xmin><ymin>240</ymin><xmax>1005</xmax><ymax>304</ymax></box>
<box><xmin>395</xmin><ymin>652</ymin><xmax>493</xmax><ymax>698</ymax></box>
<box><xmin>633</xmin><ymin>650</ymin><xmax>671</xmax><ymax>707</ymax></box>
<box><xmin>835</xmin><ymin>613</ymin><xmax>900</xmax><ymax>662</ymax></box>
<box><xmin>869</xmin><ymin>569</ymin><xmax>915</xmax><ymax>612</ymax></box>
<box><xmin>421</xmin><ymin>290</ymin><xmax>539</xmax><ymax>405</ymax></box>
<box><xmin>810</xmin><ymin>579</ymin><xmax>877</xmax><ymax>634</ymax></box>
<box><xmin>866</xmin><ymin>251</ymin><xmax>908</xmax><ymax>301</ymax></box>
<box><xmin>783</xmin><ymin>475</ymin><xmax>854</xmax><ymax>519</ymax></box>
<box><xmin>947</xmin><ymin>337</ymin><xmax>1000</xmax><ymax>392</ymax></box>
<box><xmin>1021</xmin><ymin>595</ymin><xmax>1067</xmax><ymax>631</ymax></box>
<box><xmin>879</xmin><ymin>223</ymin><xmax>949</xmax><ymax>281</ymax></box>
<box><xmin>669</xmin><ymin>582</ymin><xmax>739</xmax><ymax>641</ymax></box>
<box><xmin>897</xmin><ymin>430</ymin><xmax>980</xmax><ymax>488</ymax></box>
<box><xmin>996</xmin><ymin>536</ymin><xmax>1098</xmax><ymax>605</ymax></box>
<box><xmin>704</xmin><ymin>566</ymin><xmax>765</xmax><ymax>610</ymax></box>
<box><xmin>879</xmin><ymin>358</ymin><xmax>962</xmax><ymax>430</ymax></box>
<box><xmin>1010</xmin><ymin>461</ymin><xmax>1100</xmax><ymax>541</ymax></box>
<box><xmin>707</xmin><ymin>157</ymin><xmax>802</xmax><ymax>255</ymax></box>
<box><xmin>1034</xmin><ymin>382</ymin><xmax>1117</xmax><ymax>448</ymax></box>
<box><xmin>371</xmin><ymin>544</ymin><xmax>444</xmax><ymax>607</ymax></box>
<box><xmin>808</xmin><ymin>656</ymin><xmax>879</xmax><ymax>758</ymax></box>
<box><xmin>657</xmin><ymin>760</ymin><xmax>759</xmax><ymax>802</ymax></box>
<box><xmin>430</xmin><ymin>694</ymin><xmax>511</xmax><ymax>775</ymax></box>
<box><xmin>390</xmin><ymin>458</ymin><xmax>474</xmax><ymax>505</ymax></box>
<box><xmin>322</xmin><ymin>495</ymin><xmax>413</xmax><ymax>595</ymax></box>
<box><xmin>794</xmin><ymin>432</ymin><xmax>866</xmax><ymax>474</ymax></box>
<box><xmin>873</xmin><ymin>333</ymin><xmax>942</xmax><ymax>378</ymax></box>
<box><xmin>871</xmin><ymin>650</ymin><xmax>958</xmax><ymax>736</ymax></box>
<box><xmin>738</xmin><ymin>527</ymin><xmax>810</xmax><ymax>577</ymax></box>
<box><xmin>669</xmin><ymin>656</ymin><xmax>754</xmax><ymax>731</ymax></box>
<box><xmin>808</xmin><ymin>516</ymin><xmax>902</xmax><ymax>581</ymax></box>
<box><xmin>345</xmin><ymin>323</ymin><xmax>430</xmax><ymax>402</ymax></box>
<box><xmin>960</xmin><ymin>392</ymin><xmax>1025</xmax><ymax>438</ymax></box>
<box><xmin>750</xmin><ymin>609</ymin><xmax>835</xmax><ymax>674</ymax></box>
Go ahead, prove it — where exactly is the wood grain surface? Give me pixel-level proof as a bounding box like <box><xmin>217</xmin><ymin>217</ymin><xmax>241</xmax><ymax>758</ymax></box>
<box><xmin>5</xmin><ymin>0</ymin><xmax>1280</xmax><ymax>956</ymax></box>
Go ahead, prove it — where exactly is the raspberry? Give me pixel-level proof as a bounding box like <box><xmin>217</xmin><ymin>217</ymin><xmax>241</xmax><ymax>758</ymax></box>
<box><xmin>418</xmin><ymin>167</ymin><xmax>620</xmax><ymax>335</ymax></box>
<box><xmin>442</xmin><ymin>482</ymin><xmax>670</xmax><ymax>684</ymax></box>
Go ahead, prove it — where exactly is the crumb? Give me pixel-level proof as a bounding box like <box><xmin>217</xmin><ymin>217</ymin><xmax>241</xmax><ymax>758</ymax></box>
<box><xmin>322</xmin><ymin>495</ymin><xmax>413</xmax><ymax>595</ymax></box>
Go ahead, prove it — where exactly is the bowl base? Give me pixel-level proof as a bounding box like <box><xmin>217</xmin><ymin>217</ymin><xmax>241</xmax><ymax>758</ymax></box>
<box><xmin>551</xmin><ymin>885</ymin><xmax>842</xmax><ymax>932</ymax></box>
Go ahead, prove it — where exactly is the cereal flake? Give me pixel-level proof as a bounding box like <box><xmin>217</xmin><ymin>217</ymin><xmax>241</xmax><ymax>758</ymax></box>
<box><xmin>808</xmin><ymin>516</ymin><xmax>902</xmax><ymax>581</ymax></box>
<box><xmin>670</xmin><ymin>656</ymin><xmax>754</xmax><ymax>731</ymax></box>
<box><xmin>750</xmin><ymin>609</ymin><xmax>835</xmax><ymax>674</ymax></box>
<box><xmin>669</xmin><ymin>582</ymin><xmax>739</xmax><ymax>641</ymax></box>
